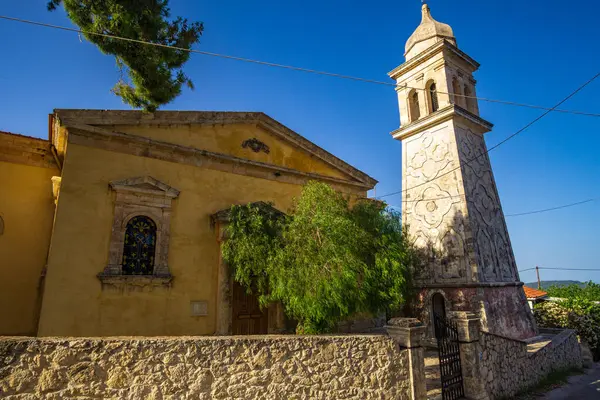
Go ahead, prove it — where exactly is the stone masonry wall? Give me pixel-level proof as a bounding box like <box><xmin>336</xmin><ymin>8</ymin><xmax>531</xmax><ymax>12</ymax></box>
<box><xmin>0</xmin><ymin>335</ymin><xmax>411</xmax><ymax>400</ymax></box>
<box><xmin>480</xmin><ymin>329</ymin><xmax>582</xmax><ymax>399</ymax></box>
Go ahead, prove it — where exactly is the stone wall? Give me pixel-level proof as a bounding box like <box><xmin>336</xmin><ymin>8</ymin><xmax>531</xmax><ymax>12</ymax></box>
<box><xmin>0</xmin><ymin>335</ymin><xmax>411</xmax><ymax>400</ymax></box>
<box><xmin>480</xmin><ymin>329</ymin><xmax>582</xmax><ymax>399</ymax></box>
<box><xmin>336</xmin><ymin>312</ymin><xmax>387</xmax><ymax>334</ymax></box>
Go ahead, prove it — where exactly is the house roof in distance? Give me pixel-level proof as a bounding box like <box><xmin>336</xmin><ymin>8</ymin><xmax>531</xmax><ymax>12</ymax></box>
<box><xmin>523</xmin><ymin>286</ymin><xmax>548</xmax><ymax>300</ymax></box>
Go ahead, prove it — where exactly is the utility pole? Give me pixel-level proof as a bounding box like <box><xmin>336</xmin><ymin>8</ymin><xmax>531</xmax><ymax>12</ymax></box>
<box><xmin>536</xmin><ymin>266</ymin><xmax>541</xmax><ymax>290</ymax></box>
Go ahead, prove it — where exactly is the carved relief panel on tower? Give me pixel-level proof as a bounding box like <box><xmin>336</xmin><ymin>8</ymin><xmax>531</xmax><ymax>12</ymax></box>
<box><xmin>403</xmin><ymin>127</ymin><xmax>470</xmax><ymax>284</ymax></box>
<box><xmin>456</xmin><ymin>127</ymin><xmax>518</xmax><ymax>282</ymax></box>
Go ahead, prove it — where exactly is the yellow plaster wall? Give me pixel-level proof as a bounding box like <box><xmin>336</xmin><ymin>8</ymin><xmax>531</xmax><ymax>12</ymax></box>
<box><xmin>0</xmin><ymin>160</ymin><xmax>57</xmax><ymax>335</ymax></box>
<box><xmin>112</xmin><ymin>123</ymin><xmax>351</xmax><ymax>180</ymax></box>
<box><xmin>38</xmin><ymin>140</ymin><xmax>364</xmax><ymax>337</ymax></box>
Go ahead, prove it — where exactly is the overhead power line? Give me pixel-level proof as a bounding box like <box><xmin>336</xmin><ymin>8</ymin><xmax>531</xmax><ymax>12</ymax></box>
<box><xmin>1</xmin><ymin>15</ymin><xmax>599</xmax><ymax>118</ymax></box>
<box><xmin>377</xmin><ymin>71</ymin><xmax>600</xmax><ymax>200</ymax></box>
<box><xmin>3</xmin><ymin>14</ymin><xmax>599</xmax><ymax>214</ymax></box>
<box><xmin>400</xmin><ymin>84</ymin><xmax>600</xmax><ymax>118</ymax></box>
<box><xmin>519</xmin><ymin>268</ymin><xmax>537</xmax><ymax>272</ymax></box>
<box><xmin>505</xmin><ymin>198</ymin><xmax>598</xmax><ymax>217</ymax></box>
<box><xmin>520</xmin><ymin>267</ymin><xmax>600</xmax><ymax>272</ymax></box>
<box><xmin>391</xmin><ymin>196</ymin><xmax>598</xmax><ymax>216</ymax></box>
<box><xmin>538</xmin><ymin>268</ymin><xmax>600</xmax><ymax>271</ymax></box>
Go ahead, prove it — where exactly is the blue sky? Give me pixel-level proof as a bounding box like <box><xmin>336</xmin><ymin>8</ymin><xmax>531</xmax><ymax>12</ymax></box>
<box><xmin>1</xmin><ymin>1</ymin><xmax>598</xmax><ymax>284</ymax></box>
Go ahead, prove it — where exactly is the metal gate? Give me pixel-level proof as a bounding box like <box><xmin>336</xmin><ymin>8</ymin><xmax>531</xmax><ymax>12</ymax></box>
<box><xmin>433</xmin><ymin>312</ymin><xmax>465</xmax><ymax>400</ymax></box>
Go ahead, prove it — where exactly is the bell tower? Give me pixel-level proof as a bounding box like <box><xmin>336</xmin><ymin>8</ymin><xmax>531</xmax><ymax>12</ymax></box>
<box><xmin>390</xmin><ymin>3</ymin><xmax>537</xmax><ymax>339</ymax></box>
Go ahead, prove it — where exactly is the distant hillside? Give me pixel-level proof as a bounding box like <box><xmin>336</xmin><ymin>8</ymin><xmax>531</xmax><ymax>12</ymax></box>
<box><xmin>525</xmin><ymin>280</ymin><xmax>585</xmax><ymax>290</ymax></box>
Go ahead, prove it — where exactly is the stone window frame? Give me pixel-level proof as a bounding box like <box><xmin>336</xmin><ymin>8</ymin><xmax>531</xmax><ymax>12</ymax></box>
<box><xmin>463</xmin><ymin>84</ymin><xmax>474</xmax><ymax>113</ymax></box>
<box><xmin>407</xmin><ymin>89</ymin><xmax>421</xmax><ymax>123</ymax></box>
<box><xmin>427</xmin><ymin>80</ymin><xmax>439</xmax><ymax>113</ymax></box>
<box><xmin>98</xmin><ymin>176</ymin><xmax>179</xmax><ymax>288</ymax></box>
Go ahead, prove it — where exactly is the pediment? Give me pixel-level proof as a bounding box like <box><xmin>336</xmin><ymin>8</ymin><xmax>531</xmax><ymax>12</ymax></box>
<box><xmin>54</xmin><ymin>110</ymin><xmax>378</xmax><ymax>190</ymax></box>
<box><xmin>109</xmin><ymin>176</ymin><xmax>180</xmax><ymax>198</ymax></box>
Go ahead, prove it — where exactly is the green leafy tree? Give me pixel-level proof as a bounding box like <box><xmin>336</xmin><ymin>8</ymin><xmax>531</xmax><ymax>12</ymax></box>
<box><xmin>546</xmin><ymin>281</ymin><xmax>600</xmax><ymax>303</ymax></box>
<box><xmin>222</xmin><ymin>181</ymin><xmax>417</xmax><ymax>334</ymax></box>
<box><xmin>48</xmin><ymin>0</ymin><xmax>203</xmax><ymax>111</ymax></box>
<box><xmin>535</xmin><ymin>282</ymin><xmax>600</xmax><ymax>361</ymax></box>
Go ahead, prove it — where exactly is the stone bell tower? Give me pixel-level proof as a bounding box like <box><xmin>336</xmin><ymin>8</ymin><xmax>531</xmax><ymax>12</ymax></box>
<box><xmin>389</xmin><ymin>3</ymin><xmax>537</xmax><ymax>339</ymax></box>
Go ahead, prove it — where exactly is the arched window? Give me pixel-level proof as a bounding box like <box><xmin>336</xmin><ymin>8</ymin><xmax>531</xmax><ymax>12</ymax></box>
<box><xmin>122</xmin><ymin>216</ymin><xmax>157</xmax><ymax>275</ymax></box>
<box><xmin>409</xmin><ymin>90</ymin><xmax>420</xmax><ymax>122</ymax></box>
<box><xmin>452</xmin><ymin>77</ymin><xmax>461</xmax><ymax>105</ymax></box>
<box><xmin>464</xmin><ymin>85</ymin><xmax>474</xmax><ymax>112</ymax></box>
<box><xmin>429</xmin><ymin>82</ymin><xmax>439</xmax><ymax>113</ymax></box>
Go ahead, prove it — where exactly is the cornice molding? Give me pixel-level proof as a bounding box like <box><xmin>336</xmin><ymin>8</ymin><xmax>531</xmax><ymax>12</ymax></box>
<box><xmin>0</xmin><ymin>131</ymin><xmax>58</xmax><ymax>169</ymax></box>
<box><xmin>110</xmin><ymin>176</ymin><xmax>180</xmax><ymax>198</ymax></box>
<box><xmin>388</xmin><ymin>40</ymin><xmax>480</xmax><ymax>81</ymax></box>
<box><xmin>391</xmin><ymin>105</ymin><xmax>493</xmax><ymax>141</ymax></box>
<box><xmin>417</xmin><ymin>281</ymin><xmax>524</xmax><ymax>289</ymax></box>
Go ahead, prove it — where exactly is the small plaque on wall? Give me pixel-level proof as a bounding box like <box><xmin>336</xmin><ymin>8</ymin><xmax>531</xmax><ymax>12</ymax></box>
<box><xmin>190</xmin><ymin>301</ymin><xmax>208</xmax><ymax>316</ymax></box>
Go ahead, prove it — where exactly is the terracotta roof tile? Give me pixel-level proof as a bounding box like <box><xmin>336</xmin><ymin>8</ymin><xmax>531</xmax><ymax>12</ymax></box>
<box><xmin>523</xmin><ymin>286</ymin><xmax>548</xmax><ymax>299</ymax></box>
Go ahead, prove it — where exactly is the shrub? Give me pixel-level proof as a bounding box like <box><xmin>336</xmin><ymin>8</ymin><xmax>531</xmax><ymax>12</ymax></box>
<box><xmin>534</xmin><ymin>300</ymin><xmax>600</xmax><ymax>361</ymax></box>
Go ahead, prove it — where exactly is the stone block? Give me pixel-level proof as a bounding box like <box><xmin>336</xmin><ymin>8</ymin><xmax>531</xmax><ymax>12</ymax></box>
<box><xmin>386</xmin><ymin>318</ymin><xmax>426</xmax><ymax>348</ymax></box>
<box><xmin>452</xmin><ymin>313</ymin><xmax>480</xmax><ymax>343</ymax></box>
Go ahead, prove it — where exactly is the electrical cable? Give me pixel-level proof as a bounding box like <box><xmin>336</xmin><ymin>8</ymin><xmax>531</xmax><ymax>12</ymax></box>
<box><xmin>0</xmin><ymin>15</ymin><xmax>599</xmax><ymax>117</ymax></box>
<box><xmin>377</xmin><ymin>72</ymin><xmax>600</xmax><ymax>200</ymax></box>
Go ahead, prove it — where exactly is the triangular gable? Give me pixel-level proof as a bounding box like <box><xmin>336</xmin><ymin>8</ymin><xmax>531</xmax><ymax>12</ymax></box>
<box><xmin>109</xmin><ymin>176</ymin><xmax>180</xmax><ymax>198</ymax></box>
<box><xmin>53</xmin><ymin>110</ymin><xmax>377</xmax><ymax>189</ymax></box>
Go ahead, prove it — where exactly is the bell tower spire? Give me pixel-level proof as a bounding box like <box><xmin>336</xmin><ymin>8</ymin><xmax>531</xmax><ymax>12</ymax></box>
<box><xmin>389</xmin><ymin>4</ymin><xmax>538</xmax><ymax>340</ymax></box>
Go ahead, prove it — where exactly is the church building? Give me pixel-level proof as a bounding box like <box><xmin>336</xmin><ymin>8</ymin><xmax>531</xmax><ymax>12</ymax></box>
<box><xmin>0</xmin><ymin>110</ymin><xmax>376</xmax><ymax>337</ymax></box>
<box><xmin>1</xmin><ymin>3</ymin><xmax>538</xmax><ymax>342</ymax></box>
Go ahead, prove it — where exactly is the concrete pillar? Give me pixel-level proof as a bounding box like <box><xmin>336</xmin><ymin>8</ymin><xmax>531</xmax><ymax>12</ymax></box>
<box><xmin>452</xmin><ymin>311</ymin><xmax>489</xmax><ymax>400</ymax></box>
<box><xmin>386</xmin><ymin>318</ymin><xmax>427</xmax><ymax>400</ymax></box>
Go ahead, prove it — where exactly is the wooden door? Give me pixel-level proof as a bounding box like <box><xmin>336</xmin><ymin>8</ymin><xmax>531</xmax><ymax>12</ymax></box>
<box><xmin>232</xmin><ymin>282</ymin><xmax>268</xmax><ymax>335</ymax></box>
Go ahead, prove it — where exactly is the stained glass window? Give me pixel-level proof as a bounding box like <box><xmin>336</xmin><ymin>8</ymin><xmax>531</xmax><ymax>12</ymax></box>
<box><xmin>122</xmin><ymin>216</ymin><xmax>156</xmax><ymax>275</ymax></box>
<box><xmin>429</xmin><ymin>82</ymin><xmax>439</xmax><ymax>112</ymax></box>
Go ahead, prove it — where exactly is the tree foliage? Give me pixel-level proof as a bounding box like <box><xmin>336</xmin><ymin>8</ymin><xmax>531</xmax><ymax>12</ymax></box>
<box><xmin>48</xmin><ymin>0</ymin><xmax>203</xmax><ymax>111</ymax></box>
<box><xmin>546</xmin><ymin>281</ymin><xmax>600</xmax><ymax>303</ymax></box>
<box><xmin>534</xmin><ymin>282</ymin><xmax>600</xmax><ymax>361</ymax></box>
<box><xmin>222</xmin><ymin>181</ymin><xmax>417</xmax><ymax>334</ymax></box>
<box><xmin>534</xmin><ymin>301</ymin><xmax>600</xmax><ymax>361</ymax></box>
